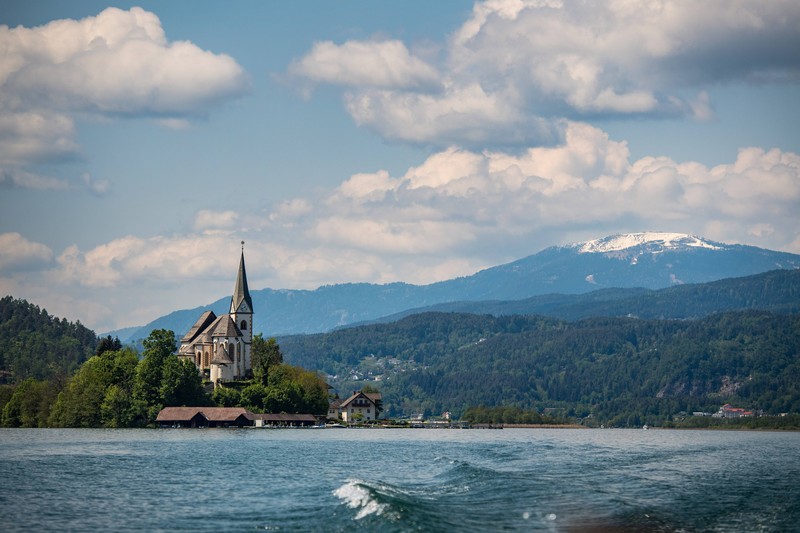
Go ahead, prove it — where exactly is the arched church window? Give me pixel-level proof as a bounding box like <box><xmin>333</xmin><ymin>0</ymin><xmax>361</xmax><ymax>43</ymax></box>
<box><xmin>240</xmin><ymin>320</ymin><xmax>247</xmax><ymax>330</ymax></box>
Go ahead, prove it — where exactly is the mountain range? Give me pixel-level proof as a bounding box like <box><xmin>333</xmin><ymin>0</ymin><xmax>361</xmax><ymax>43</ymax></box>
<box><xmin>117</xmin><ymin>232</ymin><xmax>800</xmax><ymax>342</ymax></box>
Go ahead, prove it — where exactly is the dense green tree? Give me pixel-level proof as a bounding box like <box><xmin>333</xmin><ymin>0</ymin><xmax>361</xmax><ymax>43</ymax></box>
<box><xmin>160</xmin><ymin>357</ymin><xmax>209</xmax><ymax>407</ymax></box>
<box><xmin>133</xmin><ymin>329</ymin><xmax>176</xmax><ymax>420</ymax></box>
<box><xmin>131</xmin><ymin>329</ymin><xmax>211</xmax><ymax>422</ymax></box>
<box><xmin>252</xmin><ymin>335</ymin><xmax>283</xmax><ymax>386</ymax></box>
<box><xmin>45</xmin><ymin>346</ymin><xmax>142</xmax><ymax>428</ymax></box>
<box><xmin>106</xmin><ymin>347</ymin><xmax>139</xmax><ymax>392</ymax></box>
<box><xmin>212</xmin><ymin>386</ymin><xmax>241</xmax><ymax>407</ymax></box>
<box><xmin>48</xmin><ymin>356</ymin><xmax>112</xmax><ymax>427</ymax></box>
<box><xmin>96</xmin><ymin>335</ymin><xmax>122</xmax><ymax>356</ymax></box>
<box><xmin>266</xmin><ymin>363</ymin><xmax>329</xmax><ymax>414</ymax></box>
<box><xmin>0</xmin><ymin>385</ymin><xmax>14</xmax><ymax>414</ymax></box>
<box><xmin>240</xmin><ymin>383</ymin><xmax>268</xmax><ymax>412</ymax></box>
<box><xmin>1</xmin><ymin>378</ymin><xmax>60</xmax><ymax>427</ymax></box>
<box><xmin>100</xmin><ymin>384</ymin><xmax>140</xmax><ymax>428</ymax></box>
<box><xmin>263</xmin><ymin>381</ymin><xmax>303</xmax><ymax>413</ymax></box>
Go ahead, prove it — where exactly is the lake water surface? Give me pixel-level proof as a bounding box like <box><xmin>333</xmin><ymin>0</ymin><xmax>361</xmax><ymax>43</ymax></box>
<box><xmin>1</xmin><ymin>428</ymin><xmax>798</xmax><ymax>532</ymax></box>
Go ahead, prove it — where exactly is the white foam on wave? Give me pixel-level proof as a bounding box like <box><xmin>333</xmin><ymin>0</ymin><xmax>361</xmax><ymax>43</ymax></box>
<box><xmin>333</xmin><ymin>479</ymin><xmax>386</xmax><ymax>520</ymax></box>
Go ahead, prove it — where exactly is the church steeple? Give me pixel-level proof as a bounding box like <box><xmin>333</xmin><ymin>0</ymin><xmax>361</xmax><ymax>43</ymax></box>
<box><xmin>230</xmin><ymin>241</ymin><xmax>253</xmax><ymax>314</ymax></box>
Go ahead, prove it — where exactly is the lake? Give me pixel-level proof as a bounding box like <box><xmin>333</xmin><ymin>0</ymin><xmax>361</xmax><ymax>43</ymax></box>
<box><xmin>1</xmin><ymin>428</ymin><xmax>798</xmax><ymax>532</ymax></box>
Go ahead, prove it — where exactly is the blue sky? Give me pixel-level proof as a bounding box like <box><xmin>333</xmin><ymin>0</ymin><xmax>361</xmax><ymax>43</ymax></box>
<box><xmin>1</xmin><ymin>1</ymin><xmax>799</xmax><ymax>333</ymax></box>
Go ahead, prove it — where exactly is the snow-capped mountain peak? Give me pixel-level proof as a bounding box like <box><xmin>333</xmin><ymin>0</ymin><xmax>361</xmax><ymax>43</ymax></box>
<box><xmin>575</xmin><ymin>232</ymin><xmax>724</xmax><ymax>254</ymax></box>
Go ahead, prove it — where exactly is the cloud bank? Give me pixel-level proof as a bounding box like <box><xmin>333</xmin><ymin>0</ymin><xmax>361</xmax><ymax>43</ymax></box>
<box><xmin>291</xmin><ymin>0</ymin><xmax>800</xmax><ymax>147</ymax></box>
<box><xmin>5</xmin><ymin>123</ymin><xmax>798</xmax><ymax>331</ymax></box>
<box><xmin>0</xmin><ymin>7</ymin><xmax>249</xmax><ymax>187</ymax></box>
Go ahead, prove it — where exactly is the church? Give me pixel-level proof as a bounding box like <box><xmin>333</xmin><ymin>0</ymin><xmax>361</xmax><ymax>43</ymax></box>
<box><xmin>177</xmin><ymin>243</ymin><xmax>253</xmax><ymax>385</ymax></box>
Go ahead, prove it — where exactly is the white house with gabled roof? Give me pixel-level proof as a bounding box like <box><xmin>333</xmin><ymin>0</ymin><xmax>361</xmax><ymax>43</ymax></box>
<box><xmin>339</xmin><ymin>391</ymin><xmax>382</xmax><ymax>422</ymax></box>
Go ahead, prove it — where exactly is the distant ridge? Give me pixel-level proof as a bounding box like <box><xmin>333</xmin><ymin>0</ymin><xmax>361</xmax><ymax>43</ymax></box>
<box><xmin>345</xmin><ymin>269</ymin><xmax>800</xmax><ymax>327</ymax></box>
<box><xmin>121</xmin><ymin>232</ymin><xmax>800</xmax><ymax>342</ymax></box>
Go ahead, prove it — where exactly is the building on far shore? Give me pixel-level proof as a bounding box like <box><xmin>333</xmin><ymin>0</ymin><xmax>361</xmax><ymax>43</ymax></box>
<box><xmin>156</xmin><ymin>407</ymin><xmax>320</xmax><ymax>428</ymax></box>
<box><xmin>337</xmin><ymin>391</ymin><xmax>382</xmax><ymax>423</ymax></box>
<box><xmin>156</xmin><ymin>407</ymin><xmax>253</xmax><ymax>428</ymax></box>
<box><xmin>713</xmin><ymin>404</ymin><xmax>754</xmax><ymax>418</ymax></box>
<box><xmin>176</xmin><ymin>243</ymin><xmax>253</xmax><ymax>385</ymax></box>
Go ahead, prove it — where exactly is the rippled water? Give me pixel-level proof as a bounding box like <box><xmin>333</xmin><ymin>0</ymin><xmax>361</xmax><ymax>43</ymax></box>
<box><xmin>1</xmin><ymin>428</ymin><xmax>798</xmax><ymax>532</ymax></box>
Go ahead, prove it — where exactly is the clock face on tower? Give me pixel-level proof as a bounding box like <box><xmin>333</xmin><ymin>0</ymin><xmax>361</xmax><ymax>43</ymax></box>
<box><xmin>239</xmin><ymin>302</ymin><xmax>250</xmax><ymax>313</ymax></box>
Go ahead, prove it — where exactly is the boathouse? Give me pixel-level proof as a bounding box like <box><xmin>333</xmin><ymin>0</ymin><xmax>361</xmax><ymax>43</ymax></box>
<box><xmin>156</xmin><ymin>407</ymin><xmax>254</xmax><ymax>428</ymax></box>
<box><xmin>251</xmin><ymin>413</ymin><xmax>318</xmax><ymax>427</ymax></box>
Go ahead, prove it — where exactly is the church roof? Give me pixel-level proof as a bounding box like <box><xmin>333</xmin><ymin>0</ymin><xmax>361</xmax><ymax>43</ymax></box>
<box><xmin>210</xmin><ymin>344</ymin><xmax>234</xmax><ymax>365</ymax></box>
<box><xmin>211</xmin><ymin>314</ymin><xmax>242</xmax><ymax>338</ymax></box>
<box><xmin>180</xmin><ymin>310</ymin><xmax>217</xmax><ymax>344</ymax></box>
<box><xmin>230</xmin><ymin>250</ymin><xmax>253</xmax><ymax>314</ymax></box>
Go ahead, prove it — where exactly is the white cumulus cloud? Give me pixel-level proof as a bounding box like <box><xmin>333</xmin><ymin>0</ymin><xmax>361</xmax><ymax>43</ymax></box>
<box><xmin>289</xmin><ymin>39</ymin><xmax>440</xmax><ymax>89</ymax></box>
<box><xmin>290</xmin><ymin>0</ymin><xmax>800</xmax><ymax>147</ymax></box>
<box><xmin>0</xmin><ymin>7</ymin><xmax>250</xmax><ymax>187</ymax></box>
<box><xmin>290</xmin><ymin>121</ymin><xmax>800</xmax><ymax>262</ymax></box>
<box><xmin>1</xmin><ymin>7</ymin><xmax>249</xmax><ymax>117</ymax></box>
<box><xmin>0</xmin><ymin>233</ymin><xmax>54</xmax><ymax>271</ymax></box>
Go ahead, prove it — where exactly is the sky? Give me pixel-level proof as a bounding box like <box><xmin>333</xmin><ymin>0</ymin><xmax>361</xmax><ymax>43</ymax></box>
<box><xmin>1</xmin><ymin>0</ymin><xmax>799</xmax><ymax>333</ymax></box>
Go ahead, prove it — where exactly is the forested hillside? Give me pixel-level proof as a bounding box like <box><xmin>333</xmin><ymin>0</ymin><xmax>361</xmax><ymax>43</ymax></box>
<box><xmin>279</xmin><ymin>311</ymin><xmax>800</xmax><ymax>426</ymax></box>
<box><xmin>0</xmin><ymin>296</ymin><xmax>97</xmax><ymax>381</ymax></box>
<box><xmin>357</xmin><ymin>269</ymin><xmax>800</xmax><ymax>325</ymax></box>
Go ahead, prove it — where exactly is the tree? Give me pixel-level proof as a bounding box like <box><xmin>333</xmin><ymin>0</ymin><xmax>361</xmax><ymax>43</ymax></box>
<box><xmin>133</xmin><ymin>329</ymin><xmax>176</xmax><ymax>420</ymax></box>
<box><xmin>263</xmin><ymin>381</ymin><xmax>303</xmax><ymax>413</ymax></box>
<box><xmin>266</xmin><ymin>364</ymin><xmax>329</xmax><ymax>414</ymax></box>
<box><xmin>252</xmin><ymin>335</ymin><xmax>283</xmax><ymax>386</ymax></box>
<box><xmin>132</xmin><ymin>330</ymin><xmax>210</xmax><ymax>423</ymax></box>
<box><xmin>160</xmin><ymin>357</ymin><xmax>209</xmax><ymax>407</ymax></box>
<box><xmin>46</xmin><ymin>346</ymin><xmax>143</xmax><ymax>428</ymax></box>
<box><xmin>1</xmin><ymin>378</ymin><xmax>60</xmax><ymax>428</ymax></box>
<box><xmin>100</xmin><ymin>384</ymin><xmax>138</xmax><ymax>428</ymax></box>
<box><xmin>96</xmin><ymin>335</ymin><xmax>122</xmax><ymax>356</ymax></box>
<box><xmin>240</xmin><ymin>383</ymin><xmax>268</xmax><ymax>412</ymax></box>
<box><xmin>212</xmin><ymin>386</ymin><xmax>241</xmax><ymax>407</ymax></box>
<box><xmin>48</xmin><ymin>356</ymin><xmax>112</xmax><ymax>427</ymax></box>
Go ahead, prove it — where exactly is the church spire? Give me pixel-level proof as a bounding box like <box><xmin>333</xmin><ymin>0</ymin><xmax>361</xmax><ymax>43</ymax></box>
<box><xmin>230</xmin><ymin>241</ymin><xmax>253</xmax><ymax>314</ymax></box>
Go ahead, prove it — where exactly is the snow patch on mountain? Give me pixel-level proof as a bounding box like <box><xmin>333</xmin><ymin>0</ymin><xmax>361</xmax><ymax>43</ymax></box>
<box><xmin>575</xmin><ymin>232</ymin><xmax>723</xmax><ymax>254</ymax></box>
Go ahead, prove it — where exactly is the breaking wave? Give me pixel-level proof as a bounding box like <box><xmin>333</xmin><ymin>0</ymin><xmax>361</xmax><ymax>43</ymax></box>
<box><xmin>332</xmin><ymin>458</ymin><xmax>533</xmax><ymax>530</ymax></box>
<box><xmin>333</xmin><ymin>479</ymin><xmax>391</xmax><ymax>520</ymax></box>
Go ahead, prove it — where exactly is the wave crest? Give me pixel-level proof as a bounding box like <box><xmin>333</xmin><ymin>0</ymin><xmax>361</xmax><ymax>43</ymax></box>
<box><xmin>333</xmin><ymin>479</ymin><xmax>389</xmax><ymax>520</ymax></box>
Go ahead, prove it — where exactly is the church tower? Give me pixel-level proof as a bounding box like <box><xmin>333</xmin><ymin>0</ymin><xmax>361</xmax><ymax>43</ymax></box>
<box><xmin>178</xmin><ymin>241</ymin><xmax>255</xmax><ymax>384</ymax></box>
<box><xmin>229</xmin><ymin>241</ymin><xmax>253</xmax><ymax>372</ymax></box>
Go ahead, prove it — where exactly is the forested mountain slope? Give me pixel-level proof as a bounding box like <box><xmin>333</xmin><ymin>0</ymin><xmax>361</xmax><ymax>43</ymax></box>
<box><xmin>0</xmin><ymin>296</ymin><xmax>97</xmax><ymax>381</ymax></box>
<box><xmin>279</xmin><ymin>311</ymin><xmax>800</xmax><ymax>425</ymax></box>
<box><xmin>355</xmin><ymin>269</ymin><xmax>800</xmax><ymax>325</ymax></box>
